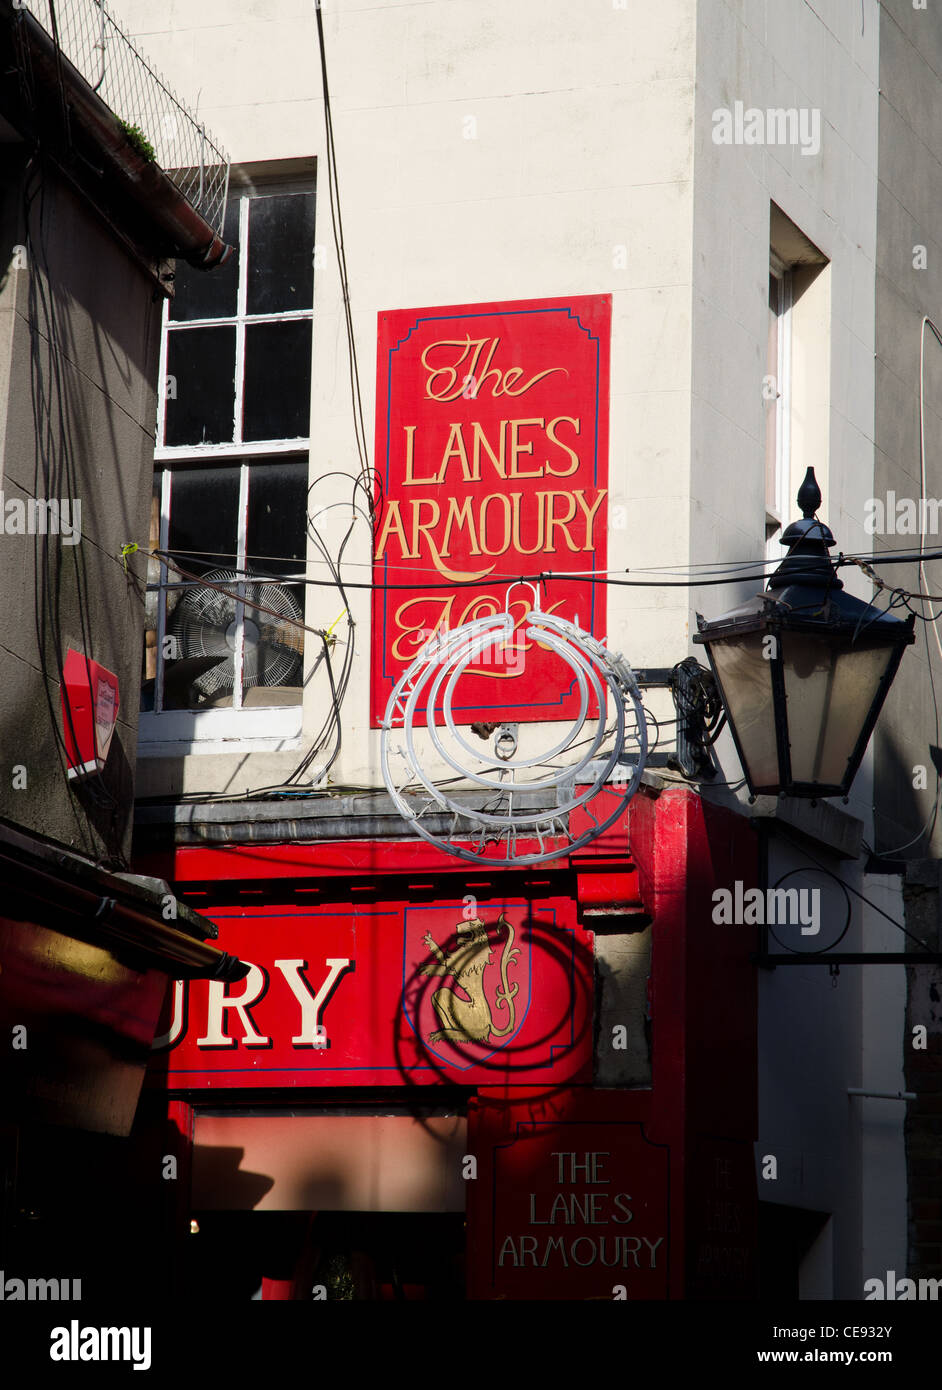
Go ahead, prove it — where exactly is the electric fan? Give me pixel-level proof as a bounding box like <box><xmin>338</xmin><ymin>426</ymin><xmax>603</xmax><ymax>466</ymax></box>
<box><xmin>167</xmin><ymin>568</ymin><xmax>303</xmax><ymax>702</ymax></box>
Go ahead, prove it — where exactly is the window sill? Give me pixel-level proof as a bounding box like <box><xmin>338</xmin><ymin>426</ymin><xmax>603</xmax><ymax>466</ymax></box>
<box><xmin>138</xmin><ymin>705</ymin><xmax>303</xmax><ymax>756</ymax></box>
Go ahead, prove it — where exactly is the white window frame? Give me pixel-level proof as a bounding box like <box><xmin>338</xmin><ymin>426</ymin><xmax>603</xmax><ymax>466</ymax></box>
<box><xmin>766</xmin><ymin>252</ymin><xmax>793</xmax><ymax>559</ymax></box>
<box><xmin>140</xmin><ymin>184</ymin><xmax>314</xmax><ymax>755</ymax></box>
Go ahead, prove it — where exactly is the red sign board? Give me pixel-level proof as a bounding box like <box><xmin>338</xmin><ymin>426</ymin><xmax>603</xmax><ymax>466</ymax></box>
<box><xmin>150</xmin><ymin>895</ymin><xmax>593</xmax><ymax>1089</ymax></box>
<box><xmin>468</xmin><ymin>1092</ymin><xmax>671</xmax><ymax>1300</ymax></box>
<box><xmin>371</xmin><ymin>295</ymin><xmax>610</xmax><ymax>726</ymax></box>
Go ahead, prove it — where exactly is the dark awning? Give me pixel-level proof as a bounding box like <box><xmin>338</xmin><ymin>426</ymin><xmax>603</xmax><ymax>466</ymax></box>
<box><xmin>0</xmin><ymin>820</ymin><xmax>248</xmax><ymax>982</ymax></box>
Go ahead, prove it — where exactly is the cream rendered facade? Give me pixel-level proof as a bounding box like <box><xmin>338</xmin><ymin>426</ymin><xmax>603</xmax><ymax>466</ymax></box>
<box><xmin>117</xmin><ymin>0</ymin><xmax>880</xmax><ymax>806</ymax></box>
<box><xmin>116</xmin><ymin>0</ymin><xmax>921</xmax><ymax>1297</ymax></box>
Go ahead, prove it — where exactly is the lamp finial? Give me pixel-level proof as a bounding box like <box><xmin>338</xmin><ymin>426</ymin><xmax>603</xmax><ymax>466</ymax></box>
<box><xmin>797</xmin><ymin>467</ymin><xmax>821</xmax><ymax>519</ymax></box>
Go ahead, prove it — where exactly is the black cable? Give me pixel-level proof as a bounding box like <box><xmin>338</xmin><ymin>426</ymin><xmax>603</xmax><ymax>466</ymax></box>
<box><xmin>149</xmin><ymin>553</ymin><xmax>784</xmax><ymax>593</ymax></box>
<box><xmin>46</xmin><ymin>0</ymin><xmax>73</xmax><ymax>152</ymax></box>
<box><xmin>776</xmin><ymin>827</ymin><xmax>935</xmax><ymax>954</ymax></box>
<box><xmin>23</xmin><ymin>158</ymin><xmax>98</xmax><ymax>858</ymax></box>
<box><xmin>23</xmin><ymin>144</ymin><xmax>127</xmax><ymax>867</ymax></box>
<box><xmin>313</xmin><ymin>2</ymin><xmax>373</xmax><ymax>511</ymax></box>
<box><xmin>152</xmin><ymin>547</ymin><xmax>942</xmax><ymax>599</ymax></box>
<box><xmin>129</xmin><ymin>539</ymin><xmax>942</xmax><ymax>576</ymax></box>
<box><xmin>865</xmin><ymin>587</ymin><xmax>942</xmax><ymax>858</ymax></box>
<box><xmin>218</xmin><ymin>469</ymin><xmax>369</xmax><ymax>798</ymax></box>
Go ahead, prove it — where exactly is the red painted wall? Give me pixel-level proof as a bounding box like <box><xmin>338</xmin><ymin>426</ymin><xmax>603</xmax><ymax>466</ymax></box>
<box><xmin>139</xmin><ymin>786</ymin><xmax>759</xmax><ymax>1299</ymax></box>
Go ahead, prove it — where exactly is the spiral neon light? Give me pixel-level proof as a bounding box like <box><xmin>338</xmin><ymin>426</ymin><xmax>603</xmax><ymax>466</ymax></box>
<box><xmin>380</xmin><ymin>592</ymin><xmax>648</xmax><ymax>866</ymax></box>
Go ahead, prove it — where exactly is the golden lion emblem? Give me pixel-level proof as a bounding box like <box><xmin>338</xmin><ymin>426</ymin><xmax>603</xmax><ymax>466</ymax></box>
<box><xmin>419</xmin><ymin>914</ymin><xmax>519</xmax><ymax>1045</ymax></box>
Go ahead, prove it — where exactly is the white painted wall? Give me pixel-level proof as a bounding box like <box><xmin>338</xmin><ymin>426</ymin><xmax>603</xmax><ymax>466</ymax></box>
<box><xmin>690</xmin><ymin>0</ymin><xmax>881</xmax><ymax>832</ymax></box>
<box><xmin>111</xmin><ymin>0</ymin><xmax>697</xmax><ymax>793</ymax></box>
<box><xmin>689</xmin><ymin>0</ymin><xmax>900</xmax><ymax>1299</ymax></box>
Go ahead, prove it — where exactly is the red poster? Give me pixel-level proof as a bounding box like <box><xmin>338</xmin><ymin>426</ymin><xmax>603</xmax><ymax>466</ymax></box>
<box><xmin>371</xmin><ymin>295</ymin><xmax>610</xmax><ymax>726</ymax></box>
<box><xmin>150</xmin><ymin>894</ymin><xmax>593</xmax><ymax>1089</ymax></box>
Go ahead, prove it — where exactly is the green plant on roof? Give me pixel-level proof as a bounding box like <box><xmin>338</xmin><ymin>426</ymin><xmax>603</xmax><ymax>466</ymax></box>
<box><xmin>118</xmin><ymin>119</ymin><xmax>156</xmax><ymax>164</ymax></box>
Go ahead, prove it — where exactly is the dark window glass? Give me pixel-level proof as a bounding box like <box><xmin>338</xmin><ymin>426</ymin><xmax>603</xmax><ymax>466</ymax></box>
<box><xmin>247</xmin><ymin>461</ymin><xmax>309</xmax><ymax>569</ymax></box>
<box><xmin>166</xmin><ymin>466</ymin><xmax>240</xmax><ymax>577</ymax></box>
<box><xmin>247</xmin><ymin>193</ymin><xmax>316</xmax><ymax>315</ymax></box>
<box><xmin>140</xmin><ymin>475</ymin><xmax>163</xmax><ymax>712</ymax></box>
<box><xmin>242</xmin><ymin>320</ymin><xmax>312</xmax><ymax>441</ymax></box>
<box><xmin>165</xmin><ymin>326</ymin><xmax>236</xmax><ymax>446</ymax></box>
<box><xmin>169</xmin><ymin>199</ymin><xmax>241</xmax><ymax>322</ymax></box>
<box><xmin>164</xmin><ymin>467</ymin><xmax>242</xmax><ymax>710</ymax></box>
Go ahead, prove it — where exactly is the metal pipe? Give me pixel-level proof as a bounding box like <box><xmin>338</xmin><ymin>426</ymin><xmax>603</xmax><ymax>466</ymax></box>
<box><xmin>847</xmin><ymin>1089</ymin><xmax>916</xmax><ymax>1100</ymax></box>
<box><xmin>754</xmin><ymin>952</ymin><xmax>942</xmax><ymax>964</ymax></box>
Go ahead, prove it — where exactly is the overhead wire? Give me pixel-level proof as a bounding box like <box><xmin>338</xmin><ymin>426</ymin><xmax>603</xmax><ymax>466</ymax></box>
<box><xmin>145</xmin><ymin>544</ymin><xmax>942</xmax><ymax>597</ymax></box>
<box><xmin>312</xmin><ymin>0</ymin><xmax>374</xmax><ymax>509</ymax></box>
<box><xmin>129</xmin><ymin>540</ymin><xmax>942</xmax><ymax>576</ymax></box>
<box><xmin>19</xmin><ymin>15</ymin><xmax>128</xmax><ymax>870</ymax></box>
<box><xmin>865</xmin><ymin>316</ymin><xmax>942</xmax><ymax>857</ymax></box>
<box><xmin>228</xmin><ymin>0</ymin><xmax>385</xmax><ymax>799</ymax></box>
<box><xmin>777</xmin><ymin>827</ymin><xmax>935</xmax><ymax>955</ymax></box>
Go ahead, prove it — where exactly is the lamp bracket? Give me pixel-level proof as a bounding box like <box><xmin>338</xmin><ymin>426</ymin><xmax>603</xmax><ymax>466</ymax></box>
<box><xmin>755</xmin><ymin>953</ymin><xmax>942</xmax><ymax>967</ymax></box>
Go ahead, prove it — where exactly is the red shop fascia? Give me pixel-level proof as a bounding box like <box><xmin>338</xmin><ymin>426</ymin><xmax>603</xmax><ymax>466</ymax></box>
<box><xmin>134</xmin><ymin>294</ymin><xmax>759</xmax><ymax>1300</ymax></box>
<box><xmin>136</xmin><ymin>792</ymin><xmax>757</xmax><ymax>1301</ymax></box>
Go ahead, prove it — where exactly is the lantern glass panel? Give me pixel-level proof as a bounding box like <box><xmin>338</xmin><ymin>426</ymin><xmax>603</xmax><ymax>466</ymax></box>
<box><xmin>779</xmin><ymin>635</ymin><xmax>895</xmax><ymax>787</ymax></box>
<box><xmin>708</xmin><ymin>633</ymin><xmax>779</xmax><ymax>789</ymax></box>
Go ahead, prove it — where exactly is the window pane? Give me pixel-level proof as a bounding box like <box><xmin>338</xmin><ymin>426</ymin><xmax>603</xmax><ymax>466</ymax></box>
<box><xmin>140</xmin><ymin>475</ymin><xmax>162</xmax><ymax>712</ymax></box>
<box><xmin>164</xmin><ymin>467</ymin><xmax>241</xmax><ymax>710</ymax></box>
<box><xmin>247</xmin><ymin>193</ymin><xmax>315</xmax><ymax>315</ymax></box>
<box><xmin>242</xmin><ymin>580</ymin><xmax>304</xmax><ymax>701</ymax></box>
<box><xmin>782</xmin><ymin>637</ymin><xmax>894</xmax><ymax>788</ymax></box>
<box><xmin>167</xmin><ymin>466</ymin><xmax>241</xmax><ymax>575</ymax></box>
<box><xmin>247</xmin><ymin>460</ymin><xmax>309</xmax><ymax>569</ymax></box>
<box><xmin>165</xmin><ymin>326</ymin><xmax>236</xmax><ymax>446</ymax></box>
<box><xmin>243</xmin><ymin>320</ymin><xmax>312</xmax><ymax>442</ymax></box>
<box><xmin>169</xmin><ymin>199</ymin><xmax>241</xmax><ymax>322</ymax></box>
<box><xmin>243</xmin><ymin>463</ymin><xmax>307</xmax><ymax>704</ymax></box>
<box><xmin>709</xmin><ymin>633</ymin><xmax>778</xmax><ymax>792</ymax></box>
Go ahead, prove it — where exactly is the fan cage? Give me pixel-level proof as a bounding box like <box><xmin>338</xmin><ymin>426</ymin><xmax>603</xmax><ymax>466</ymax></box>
<box><xmin>167</xmin><ymin>567</ymin><xmax>303</xmax><ymax>698</ymax></box>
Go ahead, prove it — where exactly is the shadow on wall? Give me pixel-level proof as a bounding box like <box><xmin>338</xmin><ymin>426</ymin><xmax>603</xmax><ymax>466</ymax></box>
<box><xmin>873</xmin><ymin>722</ymin><xmax>941</xmax><ymax>858</ymax></box>
<box><xmin>72</xmin><ymin>727</ymin><xmax>135</xmax><ymax>856</ymax></box>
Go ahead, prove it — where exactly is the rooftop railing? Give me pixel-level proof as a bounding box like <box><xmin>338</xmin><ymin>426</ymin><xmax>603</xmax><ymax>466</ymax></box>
<box><xmin>19</xmin><ymin>0</ymin><xmax>229</xmax><ymax>237</ymax></box>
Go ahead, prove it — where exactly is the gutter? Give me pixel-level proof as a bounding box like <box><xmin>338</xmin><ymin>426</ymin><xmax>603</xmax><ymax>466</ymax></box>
<box><xmin>0</xmin><ymin>2</ymin><xmax>232</xmax><ymax>269</ymax></box>
<box><xmin>134</xmin><ymin>772</ymin><xmax>671</xmax><ymax>847</ymax></box>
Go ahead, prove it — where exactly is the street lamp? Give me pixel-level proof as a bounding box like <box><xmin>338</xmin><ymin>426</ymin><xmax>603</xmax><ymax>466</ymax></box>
<box><xmin>693</xmin><ymin>468</ymin><xmax>915</xmax><ymax>799</ymax></box>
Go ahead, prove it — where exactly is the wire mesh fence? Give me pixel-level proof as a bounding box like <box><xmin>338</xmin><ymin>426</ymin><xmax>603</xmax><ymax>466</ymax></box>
<box><xmin>19</xmin><ymin>0</ymin><xmax>229</xmax><ymax>237</ymax></box>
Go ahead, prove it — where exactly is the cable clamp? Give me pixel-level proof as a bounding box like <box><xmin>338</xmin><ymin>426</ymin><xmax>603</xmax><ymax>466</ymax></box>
<box><xmin>847</xmin><ymin>554</ymin><xmax>884</xmax><ymax>589</ymax></box>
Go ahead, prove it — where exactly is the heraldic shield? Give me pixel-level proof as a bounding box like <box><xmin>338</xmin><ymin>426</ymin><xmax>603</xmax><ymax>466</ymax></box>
<box><xmin>402</xmin><ymin>906</ymin><xmax>531</xmax><ymax>1072</ymax></box>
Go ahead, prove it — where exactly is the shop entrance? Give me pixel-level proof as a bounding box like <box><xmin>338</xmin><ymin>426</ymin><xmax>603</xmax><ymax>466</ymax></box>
<box><xmin>186</xmin><ymin>1210</ymin><xmax>466</xmax><ymax>1300</ymax></box>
